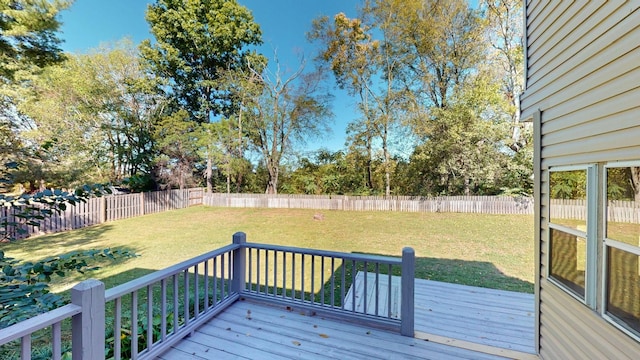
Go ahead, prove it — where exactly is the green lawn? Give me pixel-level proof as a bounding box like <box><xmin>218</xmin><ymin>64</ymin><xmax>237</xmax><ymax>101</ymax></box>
<box><xmin>3</xmin><ymin>206</ymin><xmax>535</xmax><ymax>293</ymax></box>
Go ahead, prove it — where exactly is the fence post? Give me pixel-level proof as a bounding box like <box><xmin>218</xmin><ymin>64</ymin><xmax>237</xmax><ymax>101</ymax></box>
<box><xmin>139</xmin><ymin>192</ymin><xmax>145</xmax><ymax>216</ymax></box>
<box><xmin>232</xmin><ymin>232</ymin><xmax>247</xmax><ymax>294</ymax></box>
<box><xmin>71</xmin><ymin>279</ymin><xmax>105</xmax><ymax>360</ymax></box>
<box><xmin>400</xmin><ymin>247</ymin><xmax>415</xmax><ymax>337</ymax></box>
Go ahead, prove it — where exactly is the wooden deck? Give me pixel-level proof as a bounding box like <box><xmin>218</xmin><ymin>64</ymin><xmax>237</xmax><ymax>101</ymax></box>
<box><xmin>157</xmin><ymin>277</ymin><xmax>536</xmax><ymax>360</ymax></box>
<box><xmin>158</xmin><ymin>300</ymin><xmax>515</xmax><ymax>360</ymax></box>
<box><xmin>413</xmin><ymin>279</ymin><xmax>535</xmax><ymax>356</ymax></box>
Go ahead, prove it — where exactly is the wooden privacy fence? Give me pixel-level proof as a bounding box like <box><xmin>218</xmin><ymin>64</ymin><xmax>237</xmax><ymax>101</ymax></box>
<box><xmin>1</xmin><ymin>188</ymin><xmax>203</xmax><ymax>241</ymax></box>
<box><xmin>203</xmin><ymin>193</ymin><xmax>536</xmax><ymax>215</ymax></box>
<box><xmin>7</xmin><ymin>190</ymin><xmax>638</xmax><ymax>241</ymax></box>
<box><xmin>550</xmin><ymin>198</ymin><xmax>640</xmax><ymax>224</ymax></box>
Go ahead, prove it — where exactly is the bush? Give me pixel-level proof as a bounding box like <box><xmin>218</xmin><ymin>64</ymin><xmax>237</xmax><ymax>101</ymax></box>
<box><xmin>0</xmin><ymin>249</ymin><xmax>136</xmax><ymax>328</ymax></box>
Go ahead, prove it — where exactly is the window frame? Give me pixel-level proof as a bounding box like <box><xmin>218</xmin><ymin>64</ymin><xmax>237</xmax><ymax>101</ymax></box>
<box><xmin>601</xmin><ymin>162</ymin><xmax>640</xmax><ymax>341</ymax></box>
<box><xmin>546</xmin><ymin>164</ymin><xmax>597</xmax><ymax>305</ymax></box>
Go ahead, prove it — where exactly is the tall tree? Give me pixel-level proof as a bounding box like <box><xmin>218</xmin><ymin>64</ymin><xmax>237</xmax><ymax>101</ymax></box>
<box><xmin>153</xmin><ymin>109</ymin><xmax>201</xmax><ymax>189</ymax></box>
<box><xmin>245</xmin><ymin>55</ymin><xmax>333</xmax><ymax>194</ymax></box>
<box><xmin>19</xmin><ymin>42</ymin><xmax>160</xmax><ymax>189</ymax></box>
<box><xmin>140</xmin><ymin>0</ymin><xmax>262</xmax><ymax>122</ymax></box>
<box><xmin>483</xmin><ymin>0</ymin><xmax>524</xmax><ymax>127</ymax></box>
<box><xmin>309</xmin><ymin>11</ymin><xmax>405</xmax><ymax>195</ymax></box>
<box><xmin>376</xmin><ymin>0</ymin><xmax>486</xmax><ymax>110</ymax></box>
<box><xmin>0</xmin><ymin>0</ymin><xmax>69</xmax><ymax>97</ymax></box>
<box><xmin>408</xmin><ymin>75</ymin><xmax>511</xmax><ymax>195</ymax></box>
<box><xmin>481</xmin><ymin>0</ymin><xmax>532</xmax><ymax>194</ymax></box>
<box><xmin>214</xmin><ymin>53</ymin><xmax>266</xmax><ymax>193</ymax></box>
<box><xmin>0</xmin><ymin>0</ymin><xmax>70</xmax><ymax>190</ymax></box>
<box><xmin>140</xmin><ymin>0</ymin><xmax>262</xmax><ymax>190</ymax></box>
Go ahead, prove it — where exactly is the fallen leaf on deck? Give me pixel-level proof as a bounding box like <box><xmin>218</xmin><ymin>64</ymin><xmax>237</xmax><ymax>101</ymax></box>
<box><xmin>292</xmin><ymin>341</ymin><xmax>301</xmax><ymax>346</ymax></box>
<box><xmin>319</xmin><ymin>334</ymin><xmax>329</xmax><ymax>338</ymax></box>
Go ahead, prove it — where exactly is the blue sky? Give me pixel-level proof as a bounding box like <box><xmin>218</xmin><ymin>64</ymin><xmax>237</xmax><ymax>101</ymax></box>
<box><xmin>59</xmin><ymin>0</ymin><xmax>364</xmax><ymax>154</ymax></box>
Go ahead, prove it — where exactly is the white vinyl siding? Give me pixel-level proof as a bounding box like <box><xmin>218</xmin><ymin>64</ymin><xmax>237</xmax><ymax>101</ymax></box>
<box><xmin>522</xmin><ymin>0</ymin><xmax>640</xmax><ymax>358</ymax></box>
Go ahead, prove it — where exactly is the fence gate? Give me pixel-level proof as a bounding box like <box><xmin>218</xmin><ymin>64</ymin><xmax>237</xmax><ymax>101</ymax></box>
<box><xmin>188</xmin><ymin>188</ymin><xmax>204</xmax><ymax>206</ymax></box>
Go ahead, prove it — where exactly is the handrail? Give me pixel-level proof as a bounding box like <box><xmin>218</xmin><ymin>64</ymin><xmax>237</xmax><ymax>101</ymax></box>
<box><xmin>0</xmin><ymin>304</ymin><xmax>81</xmax><ymax>345</ymax></box>
<box><xmin>2</xmin><ymin>234</ymin><xmax>415</xmax><ymax>359</ymax></box>
<box><xmin>244</xmin><ymin>242</ymin><xmax>402</xmax><ymax>265</ymax></box>
<box><xmin>105</xmin><ymin>243</ymin><xmax>239</xmax><ymax>301</ymax></box>
<box><xmin>240</xmin><ymin>238</ymin><xmax>414</xmax><ymax>336</ymax></box>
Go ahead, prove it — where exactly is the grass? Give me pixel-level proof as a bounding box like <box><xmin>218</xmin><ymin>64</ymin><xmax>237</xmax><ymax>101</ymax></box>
<box><xmin>3</xmin><ymin>206</ymin><xmax>534</xmax><ymax>293</ymax></box>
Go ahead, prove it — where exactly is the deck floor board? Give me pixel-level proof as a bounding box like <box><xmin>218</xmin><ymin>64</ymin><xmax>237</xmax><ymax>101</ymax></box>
<box><xmin>157</xmin><ymin>278</ymin><xmax>536</xmax><ymax>359</ymax></box>
<box><xmin>413</xmin><ymin>279</ymin><xmax>535</xmax><ymax>354</ymax></box>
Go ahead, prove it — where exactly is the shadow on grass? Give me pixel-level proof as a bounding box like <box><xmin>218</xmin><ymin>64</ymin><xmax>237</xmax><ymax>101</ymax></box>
<box><xmin>413</xmin><ymin>256</ymin><xmax>534</xmax><ymax>293</ymax></box>
<box><xmin>311</xmin><ymin>253</ymin><xmax>534</xmax><ymax>309</ymax></box>
<box><xmin>2</xmin><ymin>224</ymin><xmax>116</xmax><ymax>254</ymax></box>
<box><xmin>348</xmin><ymin>252</ymin><xmax>534</xmax><ymax>293</ymax></box>
<box><xmin>3</xmin><ymin>250</ymin><xmax>532</xmax><ymax>359</ymax></box>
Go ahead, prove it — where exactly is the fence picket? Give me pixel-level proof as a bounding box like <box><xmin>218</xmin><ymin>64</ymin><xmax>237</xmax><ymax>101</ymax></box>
<box><xmin>5</xmin><ymin>191</ymin><xmax>639</xmax><ymax>242</ymax></box>
<box><xmin>1</xmin><ymin>188</ymin><xmax>204</xmax><ymax>241</ymax></box>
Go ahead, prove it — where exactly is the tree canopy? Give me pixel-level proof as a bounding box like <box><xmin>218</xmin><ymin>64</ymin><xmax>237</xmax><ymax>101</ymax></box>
<box><xmin>0</xmin><ymin>0</ymin><xmax>532</xmax><ymax>197</ymax></box>
<box><xmin>140</xmin><ymin>0</ymin><xmax>262</xmax><ymax>122</ymax></box>
<box><xmin>0</xmin><ymin>0</ymin><xmax>69</xmax><ymax>87</ymax></box>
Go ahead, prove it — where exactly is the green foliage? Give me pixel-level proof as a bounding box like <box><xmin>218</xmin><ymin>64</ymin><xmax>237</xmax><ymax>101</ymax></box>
<box><xmin>285</xmin><ymin>149</ymin><xmax>379</xmax><ymax>195</ymax></box>
<box><xmin>0</xmin><ymin>248</ymin><xmax>136</xmax><ymax>328</ymax></box>
<box><xmin>241</xmin><ymin>54</ymin><xmax>333</xmax><ymax>194</ymax></box>
<box><xmin>0</xmin><ymin>0</ymin><xmax>69</xmax><ymax>86</ymax></box>
<box><xmin>153</xmin><ymin>109</ymin><xmax>202</xmax><ymax>189</ymax></box>
<box><xmin>606</xmin><ymin>167</ymin><xmax>639</xmax><ymax>201</ymax></box>
<box><xmin>549</xmin><ymin>170</ymin><xmax>587</xmax><ymax>200</ymax></box>
<box><xmin>309</xmin><ymin>10</ymin><xmax>404</xmax><ymax>195</ymax></box>
<box><xmin>0</xmin><ymin>184</ymin><xmax>111</xmax><ymax>242</ymax></box>
<box><xmin>19</xmin><ymin>41</ymin><xmax>160</xmax><ymax>188</ymax></box>
<box><xmin>140</xmin><ymin>0</ymin><xmax>262</xmax><ymax>121</ymax></box>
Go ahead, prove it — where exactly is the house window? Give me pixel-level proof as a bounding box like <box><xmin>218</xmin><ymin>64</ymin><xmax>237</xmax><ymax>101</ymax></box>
<box><xmin>548</xmin><ymin>168</ymin><xmax>589</xmax><ymax>300</ymax></box>
<box><xmin>604</xmin><ymin>165</ymin><xmax>640</xmax><ymax>337</ymax></box>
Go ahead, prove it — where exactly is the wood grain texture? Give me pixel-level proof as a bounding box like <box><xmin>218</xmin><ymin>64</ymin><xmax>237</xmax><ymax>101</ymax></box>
<box><xmin>156</xmin><ymin>279</ymin><xmax>536</xmax><ymax>359</ymax></box>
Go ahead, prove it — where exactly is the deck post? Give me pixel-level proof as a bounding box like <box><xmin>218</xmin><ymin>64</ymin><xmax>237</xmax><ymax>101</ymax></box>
<box><xmin>71</xmin><ymin>279</ymin><xmax>105</xmax><ymax>360</ymax></box>
<box><xmin>232</xmin><ymin>232</ymin><xmax>247</xmax><ymax>294</ymax></box>
<box><xmin>400</xmin><ymin>247</ymin><xmax>415</xmax><ymax>337</ymax></box>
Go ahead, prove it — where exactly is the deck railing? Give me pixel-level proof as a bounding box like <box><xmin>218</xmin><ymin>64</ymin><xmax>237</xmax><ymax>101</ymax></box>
<box><xmin>0</xmin><ymin>232</ymin><xmax>414</xmax><ymax>359</ymax></box>
<box><xmin>103</xmin><ymin>242</ymin><xmax>240</xmax><ymax>360</ymax></box>
<box><xmin>238</xmin><ymin>238</ymin><xmax>415</xmax><ymax>334</ymax></box>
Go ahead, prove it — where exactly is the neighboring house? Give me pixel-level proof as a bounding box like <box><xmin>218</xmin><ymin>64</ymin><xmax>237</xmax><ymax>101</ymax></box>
<box><xmin>520</xmin><ymin>1</ymin><xmax>640</xmax><ymax>359</ymax></box>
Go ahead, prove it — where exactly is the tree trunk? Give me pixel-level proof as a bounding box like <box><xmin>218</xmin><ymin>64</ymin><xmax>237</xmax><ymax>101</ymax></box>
<box><xmin>265</xmin><ymin>161</ymin><xmax>278</xmax><ymax>194</ymax></box>
<box><xmin>383</xmin><ymin>127</ymin><xmax>391</xmax><ymax>196</ymax></box>
<box><xmin>631</xmin><ymin>167</ymin><xmax>640</xmax><ymax>202</ymax></box>
<box><xmin>366</xmin><ymin>133</ymin><xmax>373</xmax><ymax>190</ymax></box>
<box><xmin>226</xmin><ymin>161</ymin><xmax>231</xmax><ymax>194</ymax></box>
<box><xmin>236</xmin><ymin>172</ymin><xmax>243</xmax><ymax>193</ymax></box>
<box><xmin>205</xmin><ymin>155</ymin><xmax>212</xmax><ymax>193</ymax></box>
